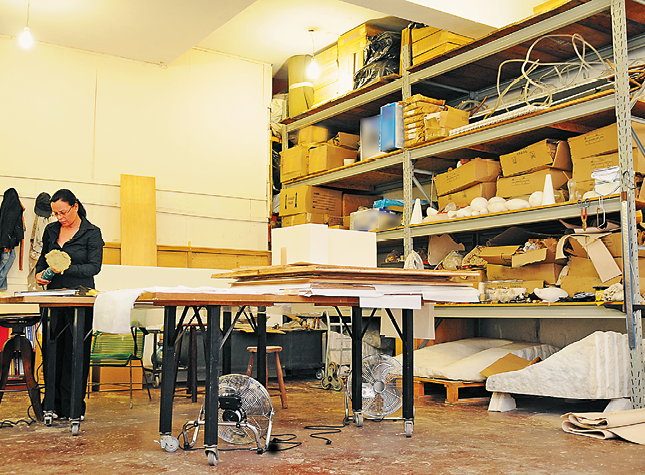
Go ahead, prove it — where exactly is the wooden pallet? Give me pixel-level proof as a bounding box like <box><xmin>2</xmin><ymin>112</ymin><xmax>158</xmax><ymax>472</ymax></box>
<box><xmin>413</xmin><ymin>377</ymin><xmax>490</xmax><ymax>405</ymax></box>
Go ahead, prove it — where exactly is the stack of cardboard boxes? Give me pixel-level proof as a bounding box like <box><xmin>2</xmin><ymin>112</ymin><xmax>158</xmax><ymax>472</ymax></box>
<box><xmin>280</xmin><ymin>126</ymin><xmax>359</xmax><ymax>183</ymax></box>
<box><xmin>497</xmin><ymin>139</ymin><xmax>572</xmax><ymax>200</ymax></box>
<box><xmin>313</xmin><ymin>23</ymin><xmax>387</xmax><ymax>106</ymax></box>
<box><xmin>567</xmin><ymin>121</ymin><xmax>645</xmax><ymax>197</ymax></box>
<box><xmin>401</xmin><ymin>26</ymin><xmax>473</xmax><ymax>68</ymax></box>
<box><xmin>402</xmin><ymin>94</ymin><xmax>469</xmax><ymax>148</ymax></box>
<box><xmin>435</xmin><ymin>158</ymin><xmax>501</xmax><ymax>210</ymax></box>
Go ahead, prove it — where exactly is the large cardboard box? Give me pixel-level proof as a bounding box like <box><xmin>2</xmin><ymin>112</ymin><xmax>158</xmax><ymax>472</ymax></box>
<box><xmin>437</xmin><ymin>182</ymin><xmax>497</xmax><ymax>210</ymax></box>
<box><xmin>314</xmin><ymin>81</ymin><xmax>342</xmax><ymax>105</ymax></box>
<box><xmin>568</xmin><ymin>121</ymin><xmax>645</xmax><ymax>161</ymax></box>
<box><xmin>435</xmin><ymin>158</ymin><xmax>501</xmax><ymax>196</ymax></box>
<box><xmin>281</xmin><ymin>213</ymin><xmax>344</xmax><ymax>227</ymax></box>
<box><xmin>271</xmin><ymin>223</ymin><xmax>377</xmax><ymax>267</ymax></box>
<box><xmin>572</xmin><ymin>147</ymin><xmax>645</xmax><ymax>182</ymax></box>
<box><xmin>410</xmin><ymin>28</ymin><xmax>472</xmax><ymax>65</ymax></box>
<box><xmin>556</xmin><ymin>233</ymin><xmax>622</xmax><ymax>283</ymax></box>
<box><xmin>486</xmin><ymin>263</ymin><xmax>563</xmax><ymax>285</ymax></box>
<box><xmin>560</xmin><ymin>275</ymin><xmax>622</xmax><ymax>296</ymax></box>
<box><xmin>500</xmin><ymin>139</ymin><xmax>571</xmax><ymax>177</ymax></box>
<box><xmin>337</xmin><ymin>23</ymin><xmax>386</xmax><ymax>92</ymax></box>
<box><xmin>342</xmin><ymin>193</ymin><xmax>380</xmax><ymax>217</ymax></box>
<box><xmin>298</xmin><ymin>125</ymin><xmax>330</xmax><ymax>145</ymax></box>
<box><xmin>309</xmin><ymin>144</ymin><xmax>358</xmax><ymax>173</ymax></box>
<box><xmin>279</xmin><ymin>185</ymin><xmax>342</xmax><ymax>217</ymax></box>
<box><xmin>479</xmin><ymin>246</ymin><xmax>519</xmax><ymax>266</ymax></box>
<box><xmin>496</xmin><ymin>168</ymin><xmax>570</xmax><ymax>198</ymax></box>
<box><xmin>313</xmin><ymin>45</ymin><xmax>339</xmax><ymax>90</ymax></box>
<box><xmin>425</xmin><ymin>107</ymin><xmax>469</xmax><ymax>131</ymax></box>
<box><xmin>280</xmin><ymin>144</ymin><xmax>310</xmax><ymax>182</ymax></box>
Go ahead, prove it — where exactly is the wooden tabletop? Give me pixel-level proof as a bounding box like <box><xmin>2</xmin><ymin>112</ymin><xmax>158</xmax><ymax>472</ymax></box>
<box><xmin>1</xmin><ymin>295</ymin><xmax>96</xmax><ymax>307</ymax></box>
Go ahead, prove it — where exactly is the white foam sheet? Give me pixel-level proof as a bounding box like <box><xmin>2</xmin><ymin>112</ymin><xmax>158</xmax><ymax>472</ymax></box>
<box><xmin>434</xmin><ymin>341</ymin><xmax>560</xmax><ymax>382</ymax></box>
<box><xmin>394</xmin><ymin>338</ymin><xmax>513</xmax><ymax>380</ymax></box>
<box><xmin>486</xmin><ymin>331</ymin><xmax>632</xmax><ymax>399</ymax></box>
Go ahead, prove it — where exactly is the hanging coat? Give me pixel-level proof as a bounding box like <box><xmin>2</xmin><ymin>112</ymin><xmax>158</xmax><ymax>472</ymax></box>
<box><xmin>0</xmin><ymin>188</ymin><xmax>25</xmax><ymax>271</ymax></box>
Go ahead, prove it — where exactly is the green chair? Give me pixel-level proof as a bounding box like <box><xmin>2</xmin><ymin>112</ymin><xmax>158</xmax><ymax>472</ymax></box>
<box><xmin>88</xmin><ymin>328</ymin><xmax>152</xmax><ymax>408</ymax></box>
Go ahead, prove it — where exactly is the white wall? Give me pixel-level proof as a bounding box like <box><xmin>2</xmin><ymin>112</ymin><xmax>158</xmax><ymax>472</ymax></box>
<box><xmin>0</xmin><ymin>37</ymin><xmax>272</xmax><ymax>294</ymax></box>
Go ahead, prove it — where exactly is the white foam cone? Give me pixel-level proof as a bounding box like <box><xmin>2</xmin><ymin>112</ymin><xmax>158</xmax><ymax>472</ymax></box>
<box><xmin>411</xmin><ymin>198</ymin><xmax>423</xmax><ymax>225</ymax></box>
<box><xmin>541</xmin><ymin>174</ymin><xmax>556</xmax><ymax>205</ymax></box>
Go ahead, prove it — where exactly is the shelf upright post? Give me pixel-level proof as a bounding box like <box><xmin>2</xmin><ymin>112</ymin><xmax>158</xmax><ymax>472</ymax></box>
<box><xmin>612</xmin><ymin>0</ymin><xmax>645</xmax><ymax>408</ymax></box>
<box><xmin>401</xmin><ymin>29</ymin><xmax>413</xmax><ymax>258</ymax></box>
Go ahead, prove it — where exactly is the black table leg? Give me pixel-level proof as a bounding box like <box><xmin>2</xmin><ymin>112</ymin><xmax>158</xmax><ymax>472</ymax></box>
<box><xmin>222</xmin><ymin>309</ymin><xmax>232</xmax><ymax>376</ymax></box>
<box><xmin>69</xmin><ymin>307</ymin><xmax>85</xmax><ymax>435</ymax></box>
<box><xmin>402</xmin><ymin>308</ymin><xmax>414</xmax><ymax>437</ymax></box>
<box><xmin>204</xmin><ymin>305</ymin><xmax>220</xmax><ymax>465</ymax></box>
<box><xmin>256</xmin><ymin>307</ymin><xmax>267</xmax><ymax>388</ymax></box>
<box><xmin>188</xmin><ymin>326</ymin><xmax>197</xmax><ymax>403</ymax></box>
<box><xmin>351</xmin><ymin>306</ymin><xmax>363</xmax><ymax>425</ymax></box>
<box><xmin>42</xmin><ymin>308</ymin><xmax>56</xmax><ymax>426</ymax></box>
<box><xmin>159</xmin><ymin>306</ymin><xmax>178</xmax><ymax>451</ymax></box>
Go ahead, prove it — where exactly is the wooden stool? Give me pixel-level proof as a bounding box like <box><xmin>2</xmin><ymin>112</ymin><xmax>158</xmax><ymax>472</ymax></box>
<box><xmin>246</xmin><ymin>346</ymin><xmax>288</xmax><ymax>409</ymax></box>
<box><xmin>0</xmin><ymin>313</ymin><xmax>44</xmax><ymax>422</ymax></box>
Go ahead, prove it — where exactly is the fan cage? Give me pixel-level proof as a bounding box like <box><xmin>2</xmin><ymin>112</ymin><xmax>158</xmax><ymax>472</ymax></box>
<box><xmin>218</xmin><ymin>374</ymin><xmax>273</xmax><ymax>445</ymax></box>
<box><xmin>347</xmin><ymin>353</ymin><xmax>403</xmax><ymax>418</ymax></box>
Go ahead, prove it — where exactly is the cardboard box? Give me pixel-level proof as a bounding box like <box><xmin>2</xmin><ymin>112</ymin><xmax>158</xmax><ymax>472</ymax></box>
<box><xmin>414</xmin><ymin>42</ymin><xmax>469</xmax><ymax>64</ymax></box>
<box><xmin>425</xmin><ymin>106</ymin><xmax>470</xmax><ymax>131</ymax></box>
<box><xmin>411</xmin><ymin>29</ymin><xmax>472</xmax><ymax>64</ymax></box>
<box><xmin>496</xmin><ymin>168</ymin><xmax>570</xmax><ymax>198</ymax></box>
<box><xmin>309</xmin><ymin>144</ymin><xmax>358</xmax><ymax>174</ymax></box>
<box><xmin>279</xmin><ymin>185</ymin><xmax>342</xmax><ymax>217</ymax></box>
<box><xmin>484</xmin><ymin>280</ymin><xmax>544</xmax><ymax>293</ymax></box>
<box><xmin>329</xmin><ymin>132</ymin><xmax>360</xmax><ymax>150</ymax></box>
<box><xmin>568</xmin><ymin>120</ymin><xmax>645</xmax><ymax>161</ymax></box>
<box><xmin>534</xmin><ymin>0</ymin><xmax>570</xmax><ymax>15</ymax></box>
<box><xmin>479</xmin><ymin>246</ymin><xmax>519</xmax><ymax>266</ymax></box>
<box><xmin>314</xmin><ymin>81</ymin><xmax>342</xmax><ymax>106</ymax></box>
<box><xmin>281</xmin><ymin>213</ymin><xmax>343</xmax><ymax>227</ymax></box>
<box><xmin>486</xmin><ymin>263</ymin><xmax>563</xmax><ymax>285</ymax></box>
<box><xmin>298</xmin><ymin>125</ymin><xmax>330</xmax><ymax>145</ymax></box>
<box><xmin>572</xmin><ymin>147</ymin><xmax>645</xmax><ymax>182</ymax></box>
<box><xmin>271</xmin><ymin>223</ymin><xmax>376</xmax><ymax>267</ymax></box>
<box><xmin>380</xmin><ymin>102</ymin><xmax>404</xmax><ymax>152</ymax></box>
<box><xmin>435</xmin><ymin>158</ymin><xmax>501</xmax><ymax>196</ymax></box>
<box><xmin>410</xmin><ymin>26</ymin><xmax>442</xmax><ymax>44</ymax></box>
<box><xmin>313</xmin><ymin>45</ymin><xmax>339</xmax><ymax>90</ymax></box>
<box><xmin>350</xmin><ymin>208</ymin><xmax>402</xmax><ymax>232</ymax></box>
<box><xmin>511</xmin><ymin>238</ymin><xmax>566</xmax><ymax>268</ymax></box>
<box><xmin>280</xmin><ymin>144</ymin><xmax>310</xmax><ymax>182</ymax></box>
<box><xmin>556</xmin><ymin>233</ymin><xmax>622</xmax><ymax>282</ymax></box>
<box><xmin>600</xmin><ymin>232</ymin><xmax>623</xmax><ymax>257</ymax></box>
<box><xmin>342</xmin><ymin>193</ymin><xmax>380</xmax><ymax>217</ymax></box>
<box><xmin>560</xmin><ymin>275</ymin><xmax>622</xmax><ymax>296</ymax></box>
<box><xmin>437</xmin><ymin>182</ymin><xmax>497</xmax><ymax>210</ymax></box>
<box><xmin>500</xmin><ymin>139</ymin><xmax>571</xmax><ymax>177</ymax></box>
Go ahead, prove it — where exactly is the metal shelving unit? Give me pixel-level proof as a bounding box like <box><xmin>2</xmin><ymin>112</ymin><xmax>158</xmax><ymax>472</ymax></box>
<box><xmin>278</xmin><ymin>0</ymin><xmax>645</xmax><ymax>405</ymax></box>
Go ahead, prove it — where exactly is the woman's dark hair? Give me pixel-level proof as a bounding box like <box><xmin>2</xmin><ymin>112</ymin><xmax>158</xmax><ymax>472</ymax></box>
<box><xmin>51</xmin><ymin>188</ymin><xmax>87</xmax><ymax>218</ymax></box>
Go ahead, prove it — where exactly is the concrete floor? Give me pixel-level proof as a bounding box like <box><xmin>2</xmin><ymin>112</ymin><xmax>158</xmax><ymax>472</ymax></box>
<box><xmin>0</xmin><ymin>381</ymin><xmax>643</xmax><ymax>474</ymax></box>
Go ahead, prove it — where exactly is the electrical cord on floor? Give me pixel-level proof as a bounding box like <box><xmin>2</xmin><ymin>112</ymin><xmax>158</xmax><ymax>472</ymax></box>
<box><xmin>304</xmin><ymin>424</ymin><xmax>344</xmax><ymax>445</ymax></box>
<box><xmin>0</xmin><ymin>404</ymin><xmax>37</xmax><ymax>428</ymax></box>
<box><xmin>267</xmin><ymin>433</ymin><xmax>301</xmax><ymax>452</ymax></box>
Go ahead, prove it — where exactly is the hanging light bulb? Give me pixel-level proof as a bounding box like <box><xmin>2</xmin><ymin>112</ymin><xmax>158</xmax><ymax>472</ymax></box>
<box><xmin>19</xmin><ymin>27</ymin><xmax>33</xmax><ymax>48</ymax></box>
<box><xmin>305</xmin><ymin>29</ymin><xmax>320</xmax><ymax>79</ymax></box>
<box><xmin>19</xmin><ymin>0</ymin><xmax>33</xmax><ymax>49</ymax></box>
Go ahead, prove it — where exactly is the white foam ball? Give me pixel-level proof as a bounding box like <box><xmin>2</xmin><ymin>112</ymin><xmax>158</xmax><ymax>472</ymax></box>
<box><xmin>447</xmin><ymin>210</ymin><xmax>458</xmax><ymax>219</ymax></box>
<box><xmin>470</xmin><ymin>197</ymin><xmax>489</xmax><ymax>211</ymax></box>
<box><xmin>487</xmin><ymin>201</ymin><xmax>508</xmax><ymax>213</ymax></box>
<box><xmin>479</xmin><ymin>207</ymin><xmax>489</xmax><ymax>215</ymax></box>
<box><xmin>488</xmin><ymin>196</ymin><xmax>506</xmax><ymax>204</ymax></box>
<box><xmin>506</xmin><ymin>198</ymin><xmax>530</xmax><ymax>210</ymax></box>
<box><xmin>529</xmin><ymin>191</ymin><xmax>543</xmax><ymax>207</ymax></box>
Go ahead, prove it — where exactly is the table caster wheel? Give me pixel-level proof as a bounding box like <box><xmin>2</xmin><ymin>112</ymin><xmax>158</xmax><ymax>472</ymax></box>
<box><xmin>71</xmin><ymin>421</ymin><xmax>80</xmax><ymax>436</ymax></box>
<box><xmin>160</xmin><ymin>435</ymin><xmax>179</xmax><ymax>453</ymax></box>
<box><xmin>315</xmin><ymin>368</ymin><xmax>324</xmax><ymax>380</ymax></box>
<box><xmin>354</xmin><ymin>412</ymin><xmax>363</xmax><ymax>427</ymax></box>
<box><xmin>206</xmin><ymin>450</ymin><xmax>218</xmax><ymax>466</ymax></box>
<box><xmin>404</xmin><ymin>420</ymin><xmax>413</xmax><ymax>438</ymax></box>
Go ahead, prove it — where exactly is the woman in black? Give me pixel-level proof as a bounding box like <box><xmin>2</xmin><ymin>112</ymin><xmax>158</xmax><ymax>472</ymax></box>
<box><xmin>35</xmin><ymin>189</ymin><xmax>104</xmax><ymax>419</ymax></box>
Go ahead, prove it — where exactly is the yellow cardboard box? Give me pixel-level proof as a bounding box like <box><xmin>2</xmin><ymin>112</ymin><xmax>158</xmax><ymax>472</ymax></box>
<box><xmin>500</xmin><ymin>139</ymin><xmax>571</xmax><ymax>177</ymax></box>
<box><xmin>568</xmin><ymin>121</ymin><xmax>645</xmax><ymax>161</ymax></box>
<box><xmin>572</xmin><ymin>147</ymin><xmax>645</xmax><ymax>182</ymax></box>
<box><xmin>309</xmin><ymin>144</ymin><xmax>358</xmax><ymax>174</ymax></box>
<box><xmin>435</xmin><ymin>158</ymin><xmax>501</xmax><ymax>196</ymax></box>
<box><xmin>496</xmin><ymin>168</ymin><xmax>570</xmax><ymax>198</ymax></box>
<box><xmin>298</xmin><ymin>125</ymin><xmax>330</xmax><ymax>145</ymax></box>
<box><xmin>437</xmin><ymin>182</ymin><xmax>497</xmax><ymax>210</ymax></box>
<box><xmin>486</xmin><ymin>263</ymin><xmax>563</xmax><ymax>285</ymax></box>
<box><xmin>280</xmin><ymin>144</ymin><xmax>310</xmax><ymax>182</ymax></box>
<box><xmin>279</xmin><ymin>185</ymin><xmax>342</xmax><ymax>217</ymax></box>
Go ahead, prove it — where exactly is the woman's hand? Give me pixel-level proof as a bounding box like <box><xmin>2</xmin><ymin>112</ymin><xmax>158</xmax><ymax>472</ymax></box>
<box><xmin>36</xmin><ymin>271</ymin><xmax>51</xmax><ymax>285</ymax></box>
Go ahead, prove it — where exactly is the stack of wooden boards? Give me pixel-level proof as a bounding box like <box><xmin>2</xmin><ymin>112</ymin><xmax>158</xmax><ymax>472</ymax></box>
<box><xmin>213</xmin><ymin>263</ymin><xmax>482</xmax><ymax>289</ymax></box>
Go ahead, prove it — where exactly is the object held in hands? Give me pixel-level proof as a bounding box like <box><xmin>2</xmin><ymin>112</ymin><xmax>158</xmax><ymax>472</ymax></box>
<box><xmin>45</xmin><ymin>249</ymin><xmax>72</xmax><ymax>274</ymax></box>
